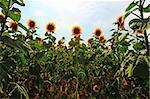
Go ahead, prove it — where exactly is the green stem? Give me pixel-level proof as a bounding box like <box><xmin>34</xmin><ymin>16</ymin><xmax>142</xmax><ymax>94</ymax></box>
<box><xmin>144</xmin><ymin>30</ymin><xmax>149</xmax><ymax>55</ymax></box>
<box><xmin>131</xmin><ymin>12</ymin><xmax>141</xmax><ymax>19</ymax></box>
<box><xmin>0</xmin><ymin>0</ymin><xmax>11</xmax><ymax>40</ymax></box>
<box><xmin>139</xmin><ymin>0</ymin><xmax>149</xmax><ymax>56</ymax></box>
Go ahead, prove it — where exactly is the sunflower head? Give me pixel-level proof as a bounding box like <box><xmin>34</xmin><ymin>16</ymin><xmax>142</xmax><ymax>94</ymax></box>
<box><xmin>106</xmin><ymin>46</ymin><xmax>109</xmax><ymax>49</ymax></box>
<box><xmin>93</xmin><ymin>28</ymin><xmax>102</xmax><ymax>39</ymax></box>
<box><xmin>122</xmin><ymin>78</ymin><xmax>128</xmax><ymax>86</ymax></box>
<box><xmin>99</xmin><ymin>35</ymin><xmax>105</xmax><ymax>41</ymax></box>
<box><xmin>119</xmin><ymin>22</ymin><xmax>125</xmax><ymax>30</ymax></box>
<box><xmin>102</xmin><ymin>37</ymin><xmax>106</xmax><ymax>43</ymax></box>
<box><xmin>0</xmin><ymin>13</ymin><xmax>5</xmax><ymax>23</ymax></box>
<box><xmin>9</xmin><ymin>21</ymin><xmax>18</xmax><ymax>31</ymax></box>
<box><xmin>87</xmin><ymin>38</ymin><xmax>93</xmax><ymax>46</ymax></box>
<box><xmin>68</xmin><ymin>41</ymin><xmax>72</xmax><ymax>49</ymax></box>
<box><xmin>27</xmin><ymin>19</ymin><xmax>36</xmax><ymax>29</ymax></box>
<box><xmin>72</xmin><ymin>25</ymin><xmax>82</xmax><ymax>37</ymax></box>
<box><xmin>46</xmin><ymin>22</ymin><xmax>56</xmax><ymax>33</ymax></box>
<box><xmin>40</xmin><ymin>38</ymin><xmax>45</xmax><ymax>43</ymax></box>
<box><xmin>136</xmin><ymin>29</ymin><xmax>144</xmax><ymax>34</ymax></box>
<box><xmin>117</xmin><ymin>15</ymin><xmax>124</xmax><ymax>24</ymax></box>
<box><xmin>92</xmin><ymin>84</ymin><xmax>100</xmax><ymax>93</ymax></box>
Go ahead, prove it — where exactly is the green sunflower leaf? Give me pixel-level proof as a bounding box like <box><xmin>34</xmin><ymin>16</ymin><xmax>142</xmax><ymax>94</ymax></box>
<box><xmin>125</xmin><ymin>1</ymin><xmax>139</xmax><ymax>12</ymax></box>
<box><xmin>143</xmin><ymin>4</ymin><xmax>150</xmax><ymax>13</ymax></box>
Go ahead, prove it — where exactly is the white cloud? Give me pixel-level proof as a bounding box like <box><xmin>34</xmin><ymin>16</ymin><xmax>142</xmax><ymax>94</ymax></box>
<box><xmin>22</xmin><ymin>0</ymin><xmax>133</xmax><ymax>42</ymax></box>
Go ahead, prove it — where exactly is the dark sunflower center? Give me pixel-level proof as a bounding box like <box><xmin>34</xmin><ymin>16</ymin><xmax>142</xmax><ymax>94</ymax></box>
<box><xmin>74</xmin><ymin>28</ymin><xmax>80</xmax><ymax>34</ymax></box>
<box><xmin>94</xmin><ymin>86</ymin><xmax>99</xmax><ymax>91</ymax></box>
<box><xmin>62</xmin><ymin>86</ymin><xmax>65</xmax><ymax>91</ymax></box>
<box><xmin>11</xmin><ymin>23</ymin><xmax>17</xmax><ymax>31</ymax></box>
<box><xmin>95</xmin><ymin>31</ymin><xmax>101</xmax><ymax>36</ymax></box>
<box><xmin>58</xmin><ymin>40</ymin><xmax>62</xmax><ymax>45</ymax></box>
<box><xmin>29</xmin><ymin>21</ymin><xmax>35</xmax><ymax>28</ymax></box>
<box><xmin>48</xmin><ymin>25</ymin><xmax>54</xmax><ymax>30</ymax></box>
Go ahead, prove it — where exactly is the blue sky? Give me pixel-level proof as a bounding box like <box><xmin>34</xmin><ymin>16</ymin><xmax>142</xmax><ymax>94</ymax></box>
<box><xmin>18</xmin><ymin>0</ymin><xmax>148</xmax><ymax>43</ymax></box>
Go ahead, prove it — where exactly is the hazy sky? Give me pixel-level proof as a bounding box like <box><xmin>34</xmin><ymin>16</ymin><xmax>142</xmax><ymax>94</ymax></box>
<box><xmin>17</xmin><ymin>0</ymin><xmax>148</xmax><ymax>43</ymax></box>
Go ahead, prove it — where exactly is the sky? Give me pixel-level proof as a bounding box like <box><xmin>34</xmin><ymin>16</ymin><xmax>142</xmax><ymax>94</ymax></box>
<box><xmin>17</xmin><ymin>0</ymin><xmax>149</xmax><ymax>43</ymax></box>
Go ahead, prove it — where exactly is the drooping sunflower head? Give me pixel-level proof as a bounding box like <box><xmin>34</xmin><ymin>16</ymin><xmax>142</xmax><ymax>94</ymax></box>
<box><xmin>46</xmin><ymin>22</ymin><xmax>56</xmax><ymax>33</ymax></box>
<box><xmin>102</xmin><ymin>37</ymin><xmax>107</xmax><ymax>43</ymax></box>
<box><xmin>87</xmin><ymin>38</ymin><xmax>93</xmax><ymax>46</ymax></box>
<box><xmin>136</xmin><ymin>29</ymin><xmax>144</xmax><ymax>34</ymax></box>
<box><xmin>93</xmin><ymin>28</ymin><xmax>102</xmax><ymax>39</ymax></box>
<box><xmin>9</xmin><ymin>21</ymin><xmax>18</xmax><ymax>31</ymax></box>
<box><xmin>72</xmin><ymin>25</ymin><xmax>82</xmax><ymax>37</ymax></box>
<box><xmin>39</xmin><ymin>38</ymin><xmax>45</xmax><ymax>43</ymax></box>
<box><xmin>117</xmin><ymin>15</ymin><xmax>124</xmax><ymax>24</ymax></box>
<box><xmin>0</xmin><ymin>13</ymin><xmax>5</xmax><ymax>23</ymax></box>
<box><xmin>27</xmin><ymin>19</ymin><xmax>36</xmax><ymax>29</ymax></box>
<box><xmin>99</xmin><ymin>35</ymin><xmax>105</xmax><ymax>41</ymax></box>
<box><xmin>68</xmin><ymin>41</ymin><xmax>72</xmax><ymax>49</ymax></box>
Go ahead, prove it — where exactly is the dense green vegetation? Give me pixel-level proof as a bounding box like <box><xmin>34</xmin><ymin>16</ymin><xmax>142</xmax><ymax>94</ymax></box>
<box><xmin>0</xmin><ymin>0</ymin><xmax>149</xmax><ymax>98</ymax></box>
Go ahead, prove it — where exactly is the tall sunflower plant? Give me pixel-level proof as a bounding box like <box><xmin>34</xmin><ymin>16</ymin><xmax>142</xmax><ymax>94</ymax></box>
<box><xmin>0</xmin><ymin>0</ymin><xmax>149</xmax><ymax>98</ymax></box>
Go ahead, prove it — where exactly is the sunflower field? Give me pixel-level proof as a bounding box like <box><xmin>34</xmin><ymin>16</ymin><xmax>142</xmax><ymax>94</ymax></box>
<box><xmin>0</xmin><ymin>0</ymin><xmax>149</xmax><ymax>99</ymax></box>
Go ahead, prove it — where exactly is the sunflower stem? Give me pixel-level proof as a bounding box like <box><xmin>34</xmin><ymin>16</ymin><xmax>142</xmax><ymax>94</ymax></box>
<box><xmin>139</xmin><ymin>0</ymin><xmax>149</xmax><ymax>56</ymax></box>
<box><xmin>0</xmin><ymin>0</ymin><xmax>11</xmax><ymax>40</ymax></box>
<box><xmin>131</xmin><ymin>12</ymin><xmax>141</xmax><ymax>19</ymax></box>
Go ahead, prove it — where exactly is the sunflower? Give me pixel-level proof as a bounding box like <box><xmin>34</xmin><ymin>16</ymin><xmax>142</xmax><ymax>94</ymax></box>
<box><xmin>99</xmin><ymin>35</ymin><xmax>106</xmax><ymax>43</ymax></box>
<box><xmin>99</xmin><ymin>35</ymin><xmax>105</xmax><ymax>41</ymax></box>
<box><xmin>93</xmin><ymin>28</ymin><xmax>102</xmax><ymax>39</ymax></box>
<box><xmin>39</xmin><ymin>38</ymin><xmax>45</xmax><ymax>43</ymax></box>
<box><xmin>58</xmin><ymin>40</ymin><xmax>63</xmax><ymax>45</ymax></box>
<box><xmin>46</xmin><ymin>22</ymin><xmax>56</xmax><ymax>33</ymax></box>
<box><xmin>117</xmin><ymin>16</ymin><xmax>125</xmax><ymax>30</ymax></box>
<box><xmin>72</xmin><ymin>25</ymin><xmax>82</xmax><ymax>37</ymax></box>
<box><xmin>9</xmin><ymin>21</ymin><xmax>18</xmax><ymax>31</ymax></box>
<box><xmin>106</xmin><ymin>46</ymin><xmax>109</xmax><ymax>49</ymax></box>
<box><xmin>136</xmin><ymin>29</ymin><xmax>144</xmax><ymax>34</ymax></box>
<box><xmin>117</xmin><ymin>15</ymin><xmax>124</xmax><ymax>24</ymax></box>
<box><xmin>27</xmin><ymin>19</ymin><xmax>36</xmax><ymax>29</ymax></box>
<box><xmin>68</xmin><ymin>41</ymin><xmax>72</xmax><ymax>49</ymax></box>
<box><xmin>122</xmin><ymin>78</ymin><xmax>128</xmax><ymax>86</ymax></box>
<box><xmin>92</xmin><ymin>84</ymin><xmax>100</xmax><ymax>93</ymax></box>
<box><xmin>102</xmin><ymin>37</ymin><xmax>106</xmax><ymax>43</ymax></box>
<box><xmin>119</xmin><ymin>22</ymin><xmax>125</xmax><ymax>30</ymax></box>
<box><xmin>57</xmin><ymin>37</ymin><xmax>65</xmax><ymax>45</ymax></box>
<box><xmin>87</xmin><ymin>38</ymin><xmax>93</xmax><ymax>46</ymax></box>
<box><xmin>0</xmin><ymin>13</ymin><xmax>5</xmax><ymax>23</ymax></box>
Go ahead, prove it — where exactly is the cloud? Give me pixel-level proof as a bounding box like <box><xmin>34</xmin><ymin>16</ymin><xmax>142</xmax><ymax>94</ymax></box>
<box><xmin>22</xmin><ymin>0</ymin><xmax>133</xmax><ymax>43</ymax></box>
